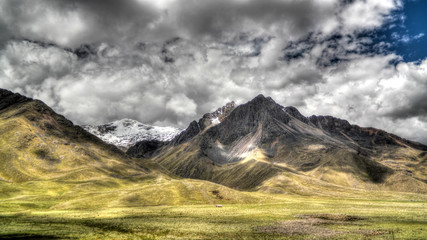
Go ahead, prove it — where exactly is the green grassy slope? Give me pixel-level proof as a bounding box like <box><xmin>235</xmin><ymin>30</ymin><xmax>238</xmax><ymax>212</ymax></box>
<box><xmin>154</xmin><ymin>136</ymin><xmax>427</xmax><ymax>194</ymax></box>
<box><xmin>154</xmin><ymin>141</ymin><xmax>287</xmax><ymax>190</ymax></box>
<box><xmin>0</xmin><ymin>176</ymin><xmax>260</xmax><ymax>211</ymax></box>
<box><xmin>0</xmin><ymin>100</ymin><xmax>146</xmax><ymax>182</ymax></box>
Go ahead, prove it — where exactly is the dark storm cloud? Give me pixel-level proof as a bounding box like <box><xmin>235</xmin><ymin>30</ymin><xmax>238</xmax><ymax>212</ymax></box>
<box><xmin>172</xmin><ymin>0</ymin><xmax>336</xmax><ymax>39</ymax></box>
<box><xmin>0</xmin><ymin>0</ymin><xmax>164</xmax><ymax>48</ymax></box>
<box><xmin>0</xmin><ymin>18</ymin><xmax>11</xmax><ymax>47</ymax></box>
<box><xmin>387</xmin><ymin>97</ymin><xmax>427</xmax><ymax>119</ymax></box>
<box><xmin>0</xmin><ymin>0</ymin><xmax>340</xmax><ymax>48</ymax></box>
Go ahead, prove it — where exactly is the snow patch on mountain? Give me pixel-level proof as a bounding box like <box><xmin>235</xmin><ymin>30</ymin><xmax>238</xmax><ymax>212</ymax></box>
<box><xmin>211</xmin><ymin>117</ymin><xmax>221</xmax><ymax>125</ymax></box>
<box><xmin>82</xmin><ymin>119</ymin><xmax>182</xmax><ymax>150</ymax></box>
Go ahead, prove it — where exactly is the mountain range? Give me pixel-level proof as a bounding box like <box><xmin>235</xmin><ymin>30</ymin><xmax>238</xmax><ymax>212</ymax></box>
<box><xmin>0</xmin><ymin>88</ymin><xmax>254</xmax><ymax>208</ymax></box>
<box><xmin>1</xmin><ymin>88</ymin><xmax>426</xmax><ymax>202</ymax></box>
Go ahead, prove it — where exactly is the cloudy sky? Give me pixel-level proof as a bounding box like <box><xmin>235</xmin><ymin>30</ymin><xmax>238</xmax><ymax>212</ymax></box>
<box><xmin>1</xmin><ymin>0</ymin><xmax>427</xmax><ymax>144</ymax></box>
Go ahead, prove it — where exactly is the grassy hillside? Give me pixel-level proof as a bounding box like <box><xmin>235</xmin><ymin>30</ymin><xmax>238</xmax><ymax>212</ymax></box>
<box><xmin>154</xmin><ymin>141</ymin><xmax>287</xmax><ymax>190</ymax></box>
<box><xmin>0</xmin><ymin>176</ymin><xmax>260</xmax><ymax>211</ymax></box>
<box><xmin>0</xmin><ymin>100</ymin><xmax>145</xmax><ymax>182</ymax></box>
<box><xmin>154</xmin><ymin>136</ymin><xmax>427</xmax><ymax>195</ymax></box>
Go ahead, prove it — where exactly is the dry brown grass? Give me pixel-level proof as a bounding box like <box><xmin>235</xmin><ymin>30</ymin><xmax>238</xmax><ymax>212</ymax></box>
<box><xmin>257</xmin><ymin>218</ymin><xmax>340</xmax><ymax>237</ymax></box>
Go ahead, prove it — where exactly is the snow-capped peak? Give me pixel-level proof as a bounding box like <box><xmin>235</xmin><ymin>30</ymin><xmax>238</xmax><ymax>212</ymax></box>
<box><xmin>82</xmin><ymin>119</ymin><xmax>182</xmax><ymax>150</ymax></box>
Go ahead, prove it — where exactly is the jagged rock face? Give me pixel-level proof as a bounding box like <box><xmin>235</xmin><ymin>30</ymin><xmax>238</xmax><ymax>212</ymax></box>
<box><xmin>203</xmin><ymin>95</ymin><xmax>291</xmax><ymax>145</ymax></box>
<box><xmin>171</xmin><ymin>101</ymin><xmax>237</xmax><ymax>145</ymax></box>
<box><xmin>198</xmin><ymin>101</ymin><xmax>236</xmax><ymax>130</ymax></box>
<box><xmin>168</xmin><ymin>94</ymin><xmax>427</xmax><ymax>165</ymax></box>
<box><xmin>172</xmin><ymin>120</ymin><xmax>201</xmax><ymax>145</ymax></box>
<box><xmin>283</xmin><ymin>106</ymin><xmax>308</xmax><ymax>123</ymax></box>
<box><xmin>199</xmin><ymin>95</ymin><xmax>293</xmax><ymax>163</ymax></box>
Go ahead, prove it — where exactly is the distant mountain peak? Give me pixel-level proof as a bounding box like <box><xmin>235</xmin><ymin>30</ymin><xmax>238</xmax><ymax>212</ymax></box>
<box><xmin>82</xmin><ymin>119</ymin><xmax>182</xmax><ymax>150</ymax></box>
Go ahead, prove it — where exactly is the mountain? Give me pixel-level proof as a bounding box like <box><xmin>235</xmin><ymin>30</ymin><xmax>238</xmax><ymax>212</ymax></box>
<box><xmin>82</xmin><ymin>119</ymin><xmax>182</xmax><ymax>150</ymax></box>
<box><xmin>2</xmin><ymin>87</ymin><xmax>426</xmax><ymax>203</ymax></box>
<box><xmin>0</xmin><ymin>88</ymin><xmax>145</xmax><ymax>182</ymax></box>
<box><xmin>145</xmin><ymin>94</ymin><xmax>427</xmax><ymax>194</ymax></box>
<box><xmin>0</xmin><ymin>88</ymin><xmax>257</xmax><ymax>208</ymax></box>
<box><xmin>126</xmin><ymin>101</ymin><xmax>236</xmax><ymax>158</ymax></box>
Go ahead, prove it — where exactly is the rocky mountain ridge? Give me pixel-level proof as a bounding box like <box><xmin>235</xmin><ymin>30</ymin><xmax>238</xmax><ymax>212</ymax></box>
<box><xmin>2</xmin><ymin>88</ymin><xmax>426</xmax><ymax>195</ymax></box>
<box><xmin>170</xmin><ymin>101</ymin><xmax>237</xmax><ymax>146</ymax></box>
<box><xmin>145</xmin><ymin>94</ymin><xmax>427</xmax><ymax>193</ymax></box>
<box><xmin>171</xmin><ymin>94</ymin><xmax>426</xmax><ymax>164</ymax></box>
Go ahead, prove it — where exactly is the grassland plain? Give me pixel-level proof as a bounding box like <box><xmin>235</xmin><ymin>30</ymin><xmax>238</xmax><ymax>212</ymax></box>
<box><xmin>1</xmin><ymin>183</ymin><xmax>426</xmax><ymax>240</ymax></box>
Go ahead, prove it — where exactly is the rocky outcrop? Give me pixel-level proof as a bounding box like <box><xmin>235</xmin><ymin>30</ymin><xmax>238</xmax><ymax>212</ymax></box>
<box><xmin>172</xmin><ymin>120</ymin><xmax>201</xmax><ymax>145</ymax></box>
<box><xmin>202</xmin><ymin>95</ymin><xmax>291</xmax><ymax>145</ymax></box>
<box><xmin>198</xmin><ymin>101</ymin><xmax>236</xmax><ymax>130</ymax></box>
<box><xmin>171</xmin><ymin>101</ymin><xmax>237</xmax><ymax>146</ymax></box>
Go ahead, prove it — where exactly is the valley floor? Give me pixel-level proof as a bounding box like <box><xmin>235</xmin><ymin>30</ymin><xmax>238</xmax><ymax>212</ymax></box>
<box><xmin>1</xmin><ymin>195</ymin><xmax>426</xmax><ymax>239</ymax></box>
